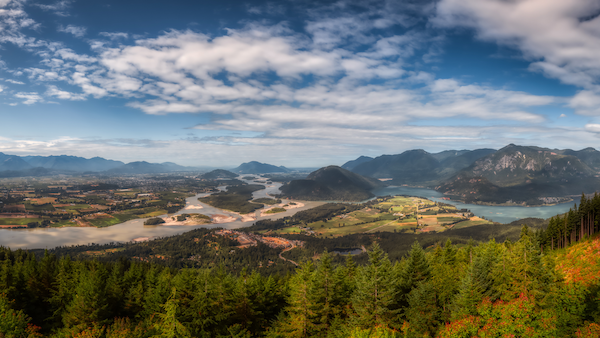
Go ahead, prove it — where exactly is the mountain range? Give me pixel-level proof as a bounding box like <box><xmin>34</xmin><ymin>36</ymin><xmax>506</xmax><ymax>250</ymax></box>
<box><xmin>343</xmin><ymin>144</ymin><xmax>600</xmax><ymax>205</ymax></box>
<box><xmin>0</xmin><ymin>152</ymin><xmax>194</xmax><ymax>176</ymax></box>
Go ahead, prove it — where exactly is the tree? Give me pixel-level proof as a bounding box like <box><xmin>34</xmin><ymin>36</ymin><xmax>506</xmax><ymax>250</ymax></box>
<box><xmin>351</xmin><ymin>243</ymin><xmax>397</xmax><ymax>329</ymax></box>
<box><xmin>153</xmin><ymin>288</ymin><xmax>191</xmax><ymax>338</ymax></box>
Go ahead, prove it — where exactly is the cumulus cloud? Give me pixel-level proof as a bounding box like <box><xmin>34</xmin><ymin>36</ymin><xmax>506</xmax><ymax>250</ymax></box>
<box><xmin>434</xmin><ymin>0</ymin><xmax>600</xmax><ymax>97</ymax></box>
<box><xmin>58</xmin><ymin>24</ymin><xmax>86</xmax><ymax>37</ymax></box>
<box><xmin>570</xmin><ymin>90</ymin><xmax>600</xmax><ymax>116</ymax></box>
<box><xmin>99</xmin><ymin>32</ymin><xmax>129</xmax><ymax>40</ymax></box>
<box><xmin>34</xmin><ymin>0</ymin><xmax>73</xmax><ymax>16</ymax></box>
<box><xmin>14</xmin><ymin>91</ymin><xmax>42</xmax><ymax>104</ymax></box>
<box><xmin>5</xmin><ymin>79</ymin><xmax>24</xmax><ymax>84</ymax></box>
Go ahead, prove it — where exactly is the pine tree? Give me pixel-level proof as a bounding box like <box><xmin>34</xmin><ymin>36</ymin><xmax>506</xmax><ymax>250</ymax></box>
<box><xmin>153</xmin><ymin>288</ymin><xmax>191</xmax><ymax>338</ymax></box>
<box><xmin>351</xmin><ymin>243</ymin><xmax>397</xmax><ymax>329</ymax></box>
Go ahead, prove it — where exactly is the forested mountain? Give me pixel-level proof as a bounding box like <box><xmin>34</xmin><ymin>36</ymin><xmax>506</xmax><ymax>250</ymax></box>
<box><xmin>232</xmin><ymin>161</ymin><xmax>290</xmax><ymax>174</ymax></box>
<box><xmin>438</xmin><ymin>144</ymin><xmax>600</xmax><ymax>204</ymax></box>
<box><xmin>341</xmin><ymin>155</ymin><xmax>373</xmax><ymax>170</ymax></box>
<box><xmin>350</xmin><ymin>148</ymin><xmax>495</xmax><ymax>184</ymax></box>
<box><xmin>200</xmin><ymin>169</ymin><xmax>238</xmax><ymax>179</ymax></box>
<box><xmin>278</xmin><ymin>165</ymin><xmax>383</xmax><ymax>201</ymax></box>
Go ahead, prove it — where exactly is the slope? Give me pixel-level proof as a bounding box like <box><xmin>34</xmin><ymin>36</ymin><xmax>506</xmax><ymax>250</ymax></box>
<box><xmin>278</xmin><ymin>165</ymin><xmax>383</xmax><ymax>201</ymax></box>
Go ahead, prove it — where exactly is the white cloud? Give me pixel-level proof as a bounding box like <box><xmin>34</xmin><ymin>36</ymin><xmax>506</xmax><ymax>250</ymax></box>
<box><xmin>45</xmin><ymin>85</ymin><xmax>86</xmax><ymax>100</ymax></box>
<box><xmin>585</xmin><ymin>124</ymin><xmax>600</xmax><ymax>133</ymax></box>
<box><xmin>5</xmin><ymin>78</ymin><xmax>24</xmax><ymax>84</ymax></box>
<box><xmin>58</xmin><ymin>24</ymin><xmax>86</xmax><ymax>38</ymax></box>
<box><xmin>434</xmin><ymin>0</ymin><xmax>600</xmax><ymax>90</ymax></box>
<box><xmin>99</xmin><ymin>32</ymin><xmax>129</xmax><ymax>40</ymax></box>
<box><xmin>570</xmin><ymin>90</ymin><xmax>600</xmax><ymax>116</ymax></box>
<box><xmin>14</xmin><ymin>91</ymin><xmax>42</xmax><ymax>104</ymax></box>
<box><xmin>35</xmin><ymin>0</ymin><xmax>72</xmax><ymax>16</ymax></box>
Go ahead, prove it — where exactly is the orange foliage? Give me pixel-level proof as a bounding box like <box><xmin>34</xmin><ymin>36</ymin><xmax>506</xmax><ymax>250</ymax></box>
<box><xmin>575</xmin><ymin>322</ymin><xmax>600</xmax><ymax>338</ymax></box>
<box><xmin>554</xmin><ymin>236</ymin><xmax>600</xmax><ymax>286</ymax></box>
<box><xmin>438</xmin><ymin>294</ymin><xmax>556</xmax><ymax>338</ymax></box>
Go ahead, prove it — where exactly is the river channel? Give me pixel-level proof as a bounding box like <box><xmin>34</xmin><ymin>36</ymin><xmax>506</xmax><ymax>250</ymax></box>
<box><xmin>0</xmin><ymin>180</ymin><xmax>574</xmax><ymax>249</ymax></box>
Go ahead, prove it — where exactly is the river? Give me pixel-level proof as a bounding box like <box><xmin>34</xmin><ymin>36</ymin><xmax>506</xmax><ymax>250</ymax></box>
<box><xmin>0</xmin><ymin>181</ymin><xmax>573</xmax><ymax>249</ymax></box>
<box><xmin>0</xmin><ymin>185</ymin><xmax>325</xmax><ymax>249</ymax></box>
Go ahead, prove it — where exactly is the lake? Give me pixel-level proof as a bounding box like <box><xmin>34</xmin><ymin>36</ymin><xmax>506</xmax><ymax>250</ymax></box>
<box><xmin>372</xmin><ymin>186</ymin><xmax>573</xmax><ymax>224</ymax></box>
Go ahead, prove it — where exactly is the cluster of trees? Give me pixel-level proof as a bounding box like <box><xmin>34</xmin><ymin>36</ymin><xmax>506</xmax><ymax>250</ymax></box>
<box><xmin>541</xmin><ymin>193</ymin><xmax>600</xmax><ymax>250</ymax></box>
<box><xmin>198</xmin><ymin>184</ymin><xmax>266</xmax><ymax>214</ymax></box>
<box><xmin>39</xmin><ymin>228</ymin><xmax>297</xmax><ymax>274</ymax></box>
<box><xmin>2</xmin><ymin>229</ymin><xmax>599</xmax><ymax>337</ymax></box>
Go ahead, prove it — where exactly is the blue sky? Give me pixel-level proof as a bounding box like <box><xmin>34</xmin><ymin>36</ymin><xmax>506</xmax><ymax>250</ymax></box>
<box><xmin>0</xmin><ymin>0</ymin><xmax>599</xmax><ymax>167</ymax></box>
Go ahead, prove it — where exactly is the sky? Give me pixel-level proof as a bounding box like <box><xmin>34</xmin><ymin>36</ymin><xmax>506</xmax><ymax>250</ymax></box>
<box><xmin>0</xmin><ymin>0</ymin><xmax>599</xmax><ymax>167</ymax></box>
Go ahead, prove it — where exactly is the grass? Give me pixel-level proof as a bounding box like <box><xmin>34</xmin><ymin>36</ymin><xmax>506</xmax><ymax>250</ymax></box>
<box><xmin>452</xmin><ymin>219</ymin><xmax>493</xmax><ymax>229</ymax></box>
<box><xmin>253</xmin><ymin>198</ymin><xmax>281</xmax><ymax>205</ymax></box>
<box><xmin>265</xmin><ymin>207</ymin><xmax>286</xmax><ymax>214</ymax></box>
<box><xmin>265</xmin><ymin>195</ymin><xmax>479</xmax><ymax>237</ymax></box>
<box><xmin>61</xmin><ymin>204</ymin><xmax>92</xmax><ymax>210</ymax></box>
<box><xmin>0</xmin><ymin>218</ymin><xmax>42</xmax><ymax>225</ymax></box>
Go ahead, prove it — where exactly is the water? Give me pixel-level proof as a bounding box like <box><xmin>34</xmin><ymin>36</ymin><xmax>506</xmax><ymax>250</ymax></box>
<box><xmin>372</xmin><ymin>186</ymin><xmax>573</xmax><ymax>224</ymax></box>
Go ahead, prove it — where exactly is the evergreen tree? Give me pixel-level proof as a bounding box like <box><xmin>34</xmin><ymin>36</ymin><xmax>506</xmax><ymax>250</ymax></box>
<box><xmin>351</xmin><ymin>243</ymin><xmax>397</xmax><ymax>329</ymax></box>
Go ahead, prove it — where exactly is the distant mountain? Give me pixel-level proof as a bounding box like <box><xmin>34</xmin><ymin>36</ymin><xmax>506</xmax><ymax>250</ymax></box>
<box><xmin>437</xmin><ymin>144</ymin><xmax>600</xmax><ymax>204</ymax></box>
<box><xmin>105</xmin><ymin>161</ymin><xmax>189</xmax><ymax>174</ymax></box>
<box><xmin>232</xmin><ymin>161</ymin><xmax>290</xmax><ymax>174</ymax></box>
<box><xmin>201</xmin><ymin>169</ymin><xmax>238</xmax><ymax>179</ymax></box>
<box><xmin>278</xmin><ymin>166</ymin><xmax>383</xmax><ymax>201</ymax></box>
<box><xmin>158</xmin><ymin>162</ymin><xmax>190</xmax><ymax>172</ymax></box>
<box><xmin>22</xmin><ymin>155</ymin><xmax>124</xmax><ymax>172</ymax></box>
<box><xmin>350</xmin><ymin>148</ymin><xmax>496</xmax><ymax>185</ymax></box>
<box><xmin>341</xmin><ymin>156</ymin><xmax>373</xmax><ymax>171</ymax></box>
<box><xmin>0</xmin><ymin>155</ymin><xmax>32</xmax><ymax>171</ymax></box>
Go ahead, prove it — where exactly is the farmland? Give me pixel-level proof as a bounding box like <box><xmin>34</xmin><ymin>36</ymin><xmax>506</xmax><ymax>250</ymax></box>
<box><xmin>264</xmin><ymin>195</ymin><xmax>492</xmax><ymax>237</ymax></box>
<box><xmin>0</xmin><ymin>175</ymin><xmax>208</xmax><ymax>228</ymax></box>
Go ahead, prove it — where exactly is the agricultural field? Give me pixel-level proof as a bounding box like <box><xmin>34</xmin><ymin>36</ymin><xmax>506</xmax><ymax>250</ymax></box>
<box><xmin>265</xmin><ymin>195</ymin><xmax>492</xmax><ymax>237</ymax></box>
<box><xmin>1</xmin><ymin>177</ymin><xmax>194</xmax><ymax>228</ymax></box>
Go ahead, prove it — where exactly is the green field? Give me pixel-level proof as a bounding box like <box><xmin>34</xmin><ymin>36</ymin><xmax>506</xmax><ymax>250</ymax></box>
<box><xmin>452</xmin><ymin>219</ymin><xmax>492</xmax><ymax>229</ymax></box>
<box><xmin>62</xmin><ymin>204</ymin><xmax>92</xmax><ymax>210</ymax></box>
<box><xmin>266</xmin><ymin>195</ymin><xmax>478</xmax><ymax>237</ymax></box>
<box><xmin>265</xmin><ymin>207</ymin><xmax>286</xmax><ymax>214</ymax></box>
<box><xmin>0</xmin><ymin>218</ymin><xmax>42</xmax><ymax>225</ymax></box>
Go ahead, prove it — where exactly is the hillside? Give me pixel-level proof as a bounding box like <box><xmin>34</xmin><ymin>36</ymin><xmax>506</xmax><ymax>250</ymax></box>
<box><xmin>341</xmin><ymin>155</ymin><xmax>373</xmax><ymax>170</ymax></box>
<box><xmin>0</xmin><ymin>155</ymin><xmax>32</xmax><ymax>171</ymax></box>
<box><xmin>351</xmin><ymin>148</ymin><xmax>494</xmax><ymax>185</ymax></box>
<box><xmin>278</xmin><ymin>165</ymin><xmax>383</xmax><ymax>201</ymax></box>
<box><xmin>438</xmin><ymin>144</ymin><xmax>600</xmax><ymax>204</ymax></box>
<box><xmin>232</xmin><ymin>161</ymin><xmax>290</xmax><ymax>174</ymax></box>
<box><xmin>201</xmin><ymin>169</ymin><xmax>238</xmax><ymax>179</ymax></box>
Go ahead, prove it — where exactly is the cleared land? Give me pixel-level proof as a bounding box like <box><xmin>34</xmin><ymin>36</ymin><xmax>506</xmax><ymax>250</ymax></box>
<box><xmin>265</xmin><ymin>195</ymin><xmax>493</xmax><ymax>237</ymax></box>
